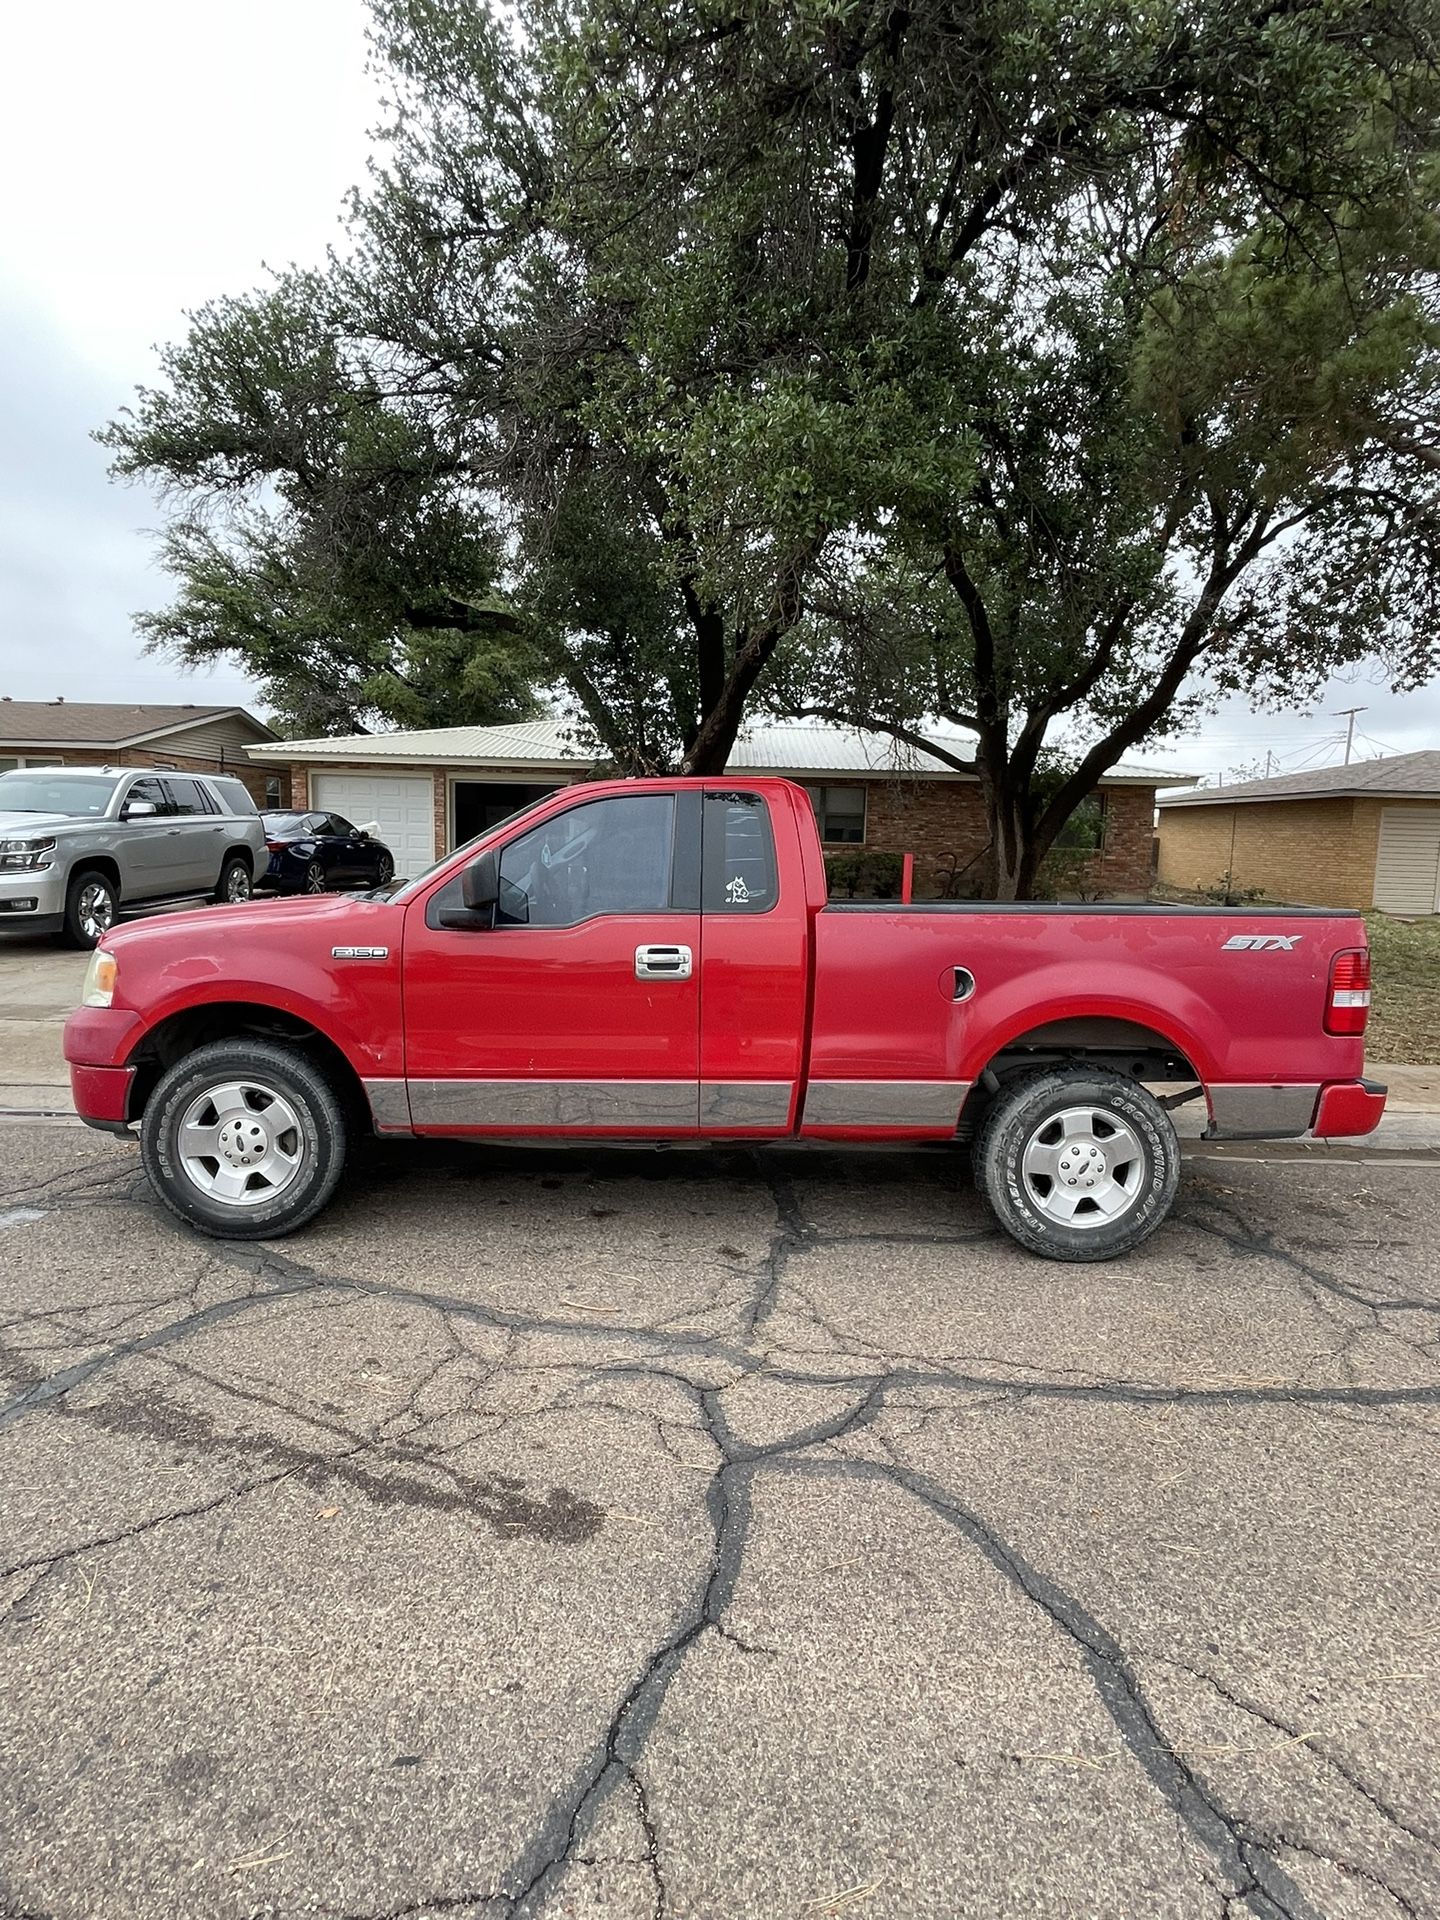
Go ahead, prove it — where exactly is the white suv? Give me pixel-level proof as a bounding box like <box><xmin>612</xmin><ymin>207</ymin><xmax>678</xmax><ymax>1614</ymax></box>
<box><xmin>0</xmin><ymin>767</ymin><xmax>269</xmax><ymax>948</ymax></box>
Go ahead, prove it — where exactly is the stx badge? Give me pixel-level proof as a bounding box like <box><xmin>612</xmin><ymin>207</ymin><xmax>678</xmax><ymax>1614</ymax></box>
<box><xmin>1221</xmin><ymin>934</ymin><xmax>1302</xmax><ymax>951</ymax></box>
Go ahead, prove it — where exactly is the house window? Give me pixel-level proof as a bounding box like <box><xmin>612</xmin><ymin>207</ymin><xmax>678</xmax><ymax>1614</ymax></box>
<box><xmin>0</xmin><ymin>757</ymin><xmax>62</xmax><ymax>772</ymax></box>
<box><xmin>804</xmin><ymin>784</ymin><xmax>867</xmax><ymax>845</ymax></box>
<box><xmin>265</xmin><ymin>775</ymin><xmax>283</xmax><ymax>807</ymax></box>
<box><xmin>1054</xmin><ymin>793</ymin><xmax>1106</xmax><ymax>851</ymax></box>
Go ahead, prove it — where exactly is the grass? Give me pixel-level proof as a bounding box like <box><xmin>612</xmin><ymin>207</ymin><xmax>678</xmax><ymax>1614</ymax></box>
<box><xmin>1362</xmin><ymin>912</ymin><xmax>1440</xmax><ymax>1065</ymax></box>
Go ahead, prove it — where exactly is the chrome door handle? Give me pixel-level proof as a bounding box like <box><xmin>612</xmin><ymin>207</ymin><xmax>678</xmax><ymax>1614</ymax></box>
<box><xmin>635</xmin><ymin>943</ymin><xmax>693</xmax><ymax>981</ymax></box>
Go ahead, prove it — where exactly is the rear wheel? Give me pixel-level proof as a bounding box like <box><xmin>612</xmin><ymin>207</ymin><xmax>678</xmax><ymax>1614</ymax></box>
<box><xmin>304</xmin><ymin>859</ymin><xmax>327</xmax><ymax>895</ymax></box>
<box><xmin>62</xmin><ymin>868</ymin><xmax>118</xmax><ymax>949</ymax></box>
<box><xmin>140</xmin><ymin>1039</ymin><xmax>347</xmax><ymax>1239</ymax></box>
<box><xmin>214</xmin><ymin>853</ymin><xmax>252</xmax><ymax>904</ymax></box>
<box><xmin>973</xmin><ymin>1067</ymin><xmax>1179</xmax><ymax>1262</ymax></box>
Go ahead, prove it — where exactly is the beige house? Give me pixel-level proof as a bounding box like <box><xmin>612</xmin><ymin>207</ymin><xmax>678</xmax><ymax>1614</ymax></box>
<box><xmin>1156</xmin><ymin>751</ymin><xmax>1440</xmax><ymax>914</ymax></box>
<box><xmin>0</xmin><ymin>699</ymin><xmax>285</xmax><ymax>809</ymax></box>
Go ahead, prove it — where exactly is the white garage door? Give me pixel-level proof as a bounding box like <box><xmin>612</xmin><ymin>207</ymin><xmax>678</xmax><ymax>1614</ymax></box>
<box><xmin>1373</xmin><ymin>806</ymin><xmax>1440</xmax><ymax>915</ymax></box>
<box><xmin>312</xmin><ymin>773</ymin><xmax>435</xmax><ymax>882</ymax></box>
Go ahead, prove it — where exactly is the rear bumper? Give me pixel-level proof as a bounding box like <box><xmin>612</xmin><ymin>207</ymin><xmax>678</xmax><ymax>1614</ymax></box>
<box><xmin>1310</xmin><ymin>1077</ymin><xmax>1387</xmax><ymax>1140</ymax></box>
<box><xmin>1206</xmin><ymin>1078</ymin><xmax>1387</xmax><ymax>1141</ymax></box>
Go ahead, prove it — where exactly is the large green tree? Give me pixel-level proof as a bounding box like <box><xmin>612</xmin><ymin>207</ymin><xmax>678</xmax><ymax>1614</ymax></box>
<box><xmin>106</xmin><ymin>0</ymin><xmax>1440</xmax><ymax>887</ymax></box>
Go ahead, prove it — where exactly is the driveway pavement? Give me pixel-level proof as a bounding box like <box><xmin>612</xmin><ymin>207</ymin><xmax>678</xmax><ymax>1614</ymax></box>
<box><xmin>1</xmin><ymin>1124</ymin><xmax>1437</xmax><ymax>1920</ymax></box>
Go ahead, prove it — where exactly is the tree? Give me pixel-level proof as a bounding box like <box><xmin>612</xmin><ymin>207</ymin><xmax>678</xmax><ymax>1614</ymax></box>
<box><xmin>782</xmin><ymin>171</ymin><xmax>1440</xmax><ymax>891</ymax></box>
<box><xmin>105</xmin><ymin>0</ymin><xmax>1440</xmax><ymax>876</ymax></box>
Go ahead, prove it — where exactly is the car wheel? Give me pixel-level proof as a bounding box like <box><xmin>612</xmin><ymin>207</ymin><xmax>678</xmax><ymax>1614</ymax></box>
<box><xmin>140</xmin><ymin>1039</ymin><xmax>347</xmax><ymax>1239</ymax></box>
<box><xmin>214</xmin><ymin>854</ymin><xmax>252</xmax><ymax>904</ymax></box>
<box><xmin>973</xmin><ymin>1067</ymin><xmax>1180</xmax><ymax>1262</ymax></box>
<box><xmin>373</xmin><ymin>852</ymin><xmax>394</xmax><ymax>885</ymax></box>
<box><xmin>304</xmin><ymin>860</ymin><xmax>327</xmax><ymax>895</ymax></box>
<box><xmin>62</xmin><ymin>868</ymin><xmax>119</xmax><ymax>950</ymax></box>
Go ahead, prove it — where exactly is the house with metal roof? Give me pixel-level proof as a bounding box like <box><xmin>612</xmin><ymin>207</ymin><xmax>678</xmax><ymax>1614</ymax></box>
<box><xmin>247</xmin><ymin>715</ymin><xmax>1191</xmax><ymax>897</ymax></box>
<box><xmin>1156</xmin><ymin>751</ymin><xmax>1440</xmax><ymax>914</ymax></box>
<box><xmin>0</xmin><ymin>699</ymin><xmax>285</xmax><ymax>808</ymax></box>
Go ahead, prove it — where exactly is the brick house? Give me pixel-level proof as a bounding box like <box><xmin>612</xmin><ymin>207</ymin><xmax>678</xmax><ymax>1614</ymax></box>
<box><xmin>246</xmin><ymin>717</ymin><xmax>1186</xmax><ymax>897</ymax></box>
<box><xmin>0</xmin><ymin>699</ymin><xmax>286</xmax><ymax>810</ymax></box>
<box><xmin>1156</xmin><ymin>751</ymin><xmax>1440</xmax><ymax>915</ymax></box>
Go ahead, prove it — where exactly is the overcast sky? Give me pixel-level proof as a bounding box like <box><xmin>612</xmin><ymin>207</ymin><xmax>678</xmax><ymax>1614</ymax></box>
<box><xmin>0</xmin><ymin>0</ymin><xmax>1434</xmax><ymax>784</ymax></box>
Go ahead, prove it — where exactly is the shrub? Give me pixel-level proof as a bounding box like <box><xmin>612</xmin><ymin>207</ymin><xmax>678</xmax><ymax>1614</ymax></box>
<box><xmin>824</xmin><ymin>850</ymin><xmax>905</xmax><ymax>899</ymax></box>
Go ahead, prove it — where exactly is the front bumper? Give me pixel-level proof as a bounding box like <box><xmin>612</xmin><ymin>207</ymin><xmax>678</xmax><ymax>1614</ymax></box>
<box><xmin>1311</xmin><ymin>1077</ymin><xmax>1387</xmax><ymax>1139</ymax></box>
<box><xmin>70</xmin><ymin>1062</ymin><xmax>137</xmax><ymax>1132</ymax></box>
<box><xmin>64</xmin><ymin>1006</ymin><xmax>145</xmax><ymax>1130</ymax></box>
<box><xmin>0</xmin><ymin>861</ymin><xmax>65</xmax><ymax>929</ymax></box>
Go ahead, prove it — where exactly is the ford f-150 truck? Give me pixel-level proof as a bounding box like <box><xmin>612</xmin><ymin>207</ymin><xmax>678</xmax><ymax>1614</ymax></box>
<box><xmin>62</xmin><ymin>777</ymin><xmax>1386</xmax><ymax>1260</ymax></box>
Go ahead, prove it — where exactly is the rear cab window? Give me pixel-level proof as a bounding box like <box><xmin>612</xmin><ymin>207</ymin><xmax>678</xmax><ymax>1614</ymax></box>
<box><xmin>703</xmin><ymin>791</ymin><xmax>778</xmax><ymax>913</ymax></box>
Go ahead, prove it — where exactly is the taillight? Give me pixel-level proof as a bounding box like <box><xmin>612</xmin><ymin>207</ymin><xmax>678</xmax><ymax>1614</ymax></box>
<box><xmin>1325</xmin><ymin>948</ymin><xmax>1371</xmax><ymax>1036</ymax></box>
<box><xmin>265</xmin><ymin>839</ymin><xmax>287</xmax><ymax>852</ymax></box>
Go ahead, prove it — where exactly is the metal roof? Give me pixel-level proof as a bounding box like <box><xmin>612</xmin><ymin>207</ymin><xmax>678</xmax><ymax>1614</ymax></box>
<box><xmin>248</xmin><ymin>715</ymin><xmax>1190</xmax><ymax>785</ymax></box>
<box><xmin>1158</xmin><ymin>750</ymin><xmax>1440</xmax><ymax>807</ymax></box>
<box><xmin>0</xmin><ymin>700</ymin><xmax>272</xmax><ymax>747</ymax></box>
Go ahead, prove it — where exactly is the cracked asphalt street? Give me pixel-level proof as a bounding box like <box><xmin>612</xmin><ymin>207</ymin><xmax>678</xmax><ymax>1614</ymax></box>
<box><xmin>0</xmin><ymin>1126</ymin><xmax>1437</xmax><ymax>1920</ymax></box>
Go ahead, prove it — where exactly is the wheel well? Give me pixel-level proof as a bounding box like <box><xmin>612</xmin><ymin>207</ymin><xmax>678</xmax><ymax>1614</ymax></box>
<box><xmin>219</xmin><ymin>845</ymin><xmax>254</xmax><ymax>872</ymax></box>
<box><xmin>962</xmin><ymin>1017</ymin><xmax>1202</xmax><ymax>1136</ymax></box>
<box><xmin>125</xmin><ymin>1002</ymin><xmax>370</xmax><ymax>1132</ymax></box>
<box><xmin>68</xmin><ymin>855</ymin><xmax>121</xmax><ymax>895</ymax></box>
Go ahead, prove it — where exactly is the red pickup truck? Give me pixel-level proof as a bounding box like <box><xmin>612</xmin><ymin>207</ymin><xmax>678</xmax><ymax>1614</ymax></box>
<box><xmin>63</xmin><ymin>777</ymin><xmax>1385</xmax><ymax>1260</ymax></box>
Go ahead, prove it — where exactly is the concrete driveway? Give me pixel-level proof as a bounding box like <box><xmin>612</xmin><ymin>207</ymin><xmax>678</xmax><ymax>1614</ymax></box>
<box><xmin>1</xmin><ymin>1122</ymin><xmax>1437</xmax><ymax>1920</ymax></box>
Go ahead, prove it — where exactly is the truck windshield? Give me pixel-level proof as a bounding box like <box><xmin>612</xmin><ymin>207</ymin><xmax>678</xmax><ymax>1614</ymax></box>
<box><xmin>0</xmin><ymin>772</ymin><xmax>121</xmax><ymax>816</ymax></box>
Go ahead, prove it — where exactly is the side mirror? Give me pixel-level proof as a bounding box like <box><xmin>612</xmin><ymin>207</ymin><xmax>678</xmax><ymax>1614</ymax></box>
<box><xmin>438</xmin><ymin>849</ymin><xmax>501</xmax><ymax>931</ymax></box>
<box><xmin>124</xmin><ymin>799</ymin><xmax>158</xmax><ymax>819</ymax></box>
<box><xmin>462</xmin><ymin>849</ymin><xmax>500</xmax><ymax>912</ymax></box>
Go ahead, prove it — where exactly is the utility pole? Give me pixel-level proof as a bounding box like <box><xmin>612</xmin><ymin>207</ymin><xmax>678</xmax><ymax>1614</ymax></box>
<box><xmin>1264</xmin><ymin>750</ymin><xmax>1275</xmax><ymax>778</ymax></box>
<box><xmin>1333</xmin><ymin>706</ymin><xmax>1367</xmax><ymax>764</ymax></box>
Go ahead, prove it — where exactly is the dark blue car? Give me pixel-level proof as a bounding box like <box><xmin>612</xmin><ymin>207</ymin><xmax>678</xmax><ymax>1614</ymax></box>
<box><xmin>258</xmin><ymin>810</ymin><xmax>396</xmax><ymax>895</ymax></box>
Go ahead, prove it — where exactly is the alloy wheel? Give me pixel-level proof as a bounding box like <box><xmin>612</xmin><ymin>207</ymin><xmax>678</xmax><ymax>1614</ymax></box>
<box><xmin>78</xmin><ymin>882</ymin><xmax>115</xmax><ymax>943</ymax></box>
<box><xmin>176</xmin><ymin>1080</ymin><xmax>307</xmax><ymax>1208</ymax></box>
<box><xmin>1020</xmin><ymin>1104</ymin><xmax>1145</xmax><ymax>1228</ymax></box>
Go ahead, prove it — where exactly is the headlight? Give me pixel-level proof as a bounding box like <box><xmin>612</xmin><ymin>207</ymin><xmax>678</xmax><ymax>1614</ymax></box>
<box><xmin>81</xmin><ymin>950</ymin><xmax>118</xmax><ymax>1008</ymax></box>
<box><xmin>0</xmin><ymin>836</ymin><xmax>56</xmax><ymax>870</ymax></box>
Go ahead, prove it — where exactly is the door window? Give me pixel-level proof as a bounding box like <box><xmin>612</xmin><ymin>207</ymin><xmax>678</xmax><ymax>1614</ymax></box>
<box><xmin>124</xmin><ymin>777</ymin><xmax>167</xmax><ymax>817</ymax></box>
<box><xmin>703</xmin><ymin>792</ymin><xmax>778</xmax><ymax>913</ymax></box>
<box><xmin>162</xmin><ymin>776</ymin><xmax>209</xmax><ymax>815</ymax></box>
<box><xmin>496</xmin><ymin>795</ymin><xmax>676</xmax><ymax>928</ymax></box>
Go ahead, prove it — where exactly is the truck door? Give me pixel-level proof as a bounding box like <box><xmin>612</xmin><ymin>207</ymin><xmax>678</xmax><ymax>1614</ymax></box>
<box><xmin>402</xmin><ymin>788</ymin><xmax>702</xmax><ymax>1131</ymax></box>
<box><xmin>697</xmin><ymin>788</ymin><xmax>809</xmax><ymax>1133</ymax></box>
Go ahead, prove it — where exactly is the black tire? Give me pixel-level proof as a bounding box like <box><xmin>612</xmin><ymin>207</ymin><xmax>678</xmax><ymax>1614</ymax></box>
<box><xmin>973</xmin><ymin>1067</ymin><xmax>1180</xmax><ymax>1262</ymax></box>
<box><xmin>139</xmin><ymin>1039</ymin><xmax>348</xmax><ymax>1240</ymax></box>
<box><xmin>61</xmin><ymin>867</ymin><xmax>119</xmax><ymax>950</ymax></box>
<box><xmin>304</xmin><ymin>859</ymin><xmax>327</xmax><ymax>895</ymax></box>
<box><xmin>373</xmin><ymin>852</ymin><xmax>394</xmax><ymax>886</ymax></box>
<box><xmin>214</xmin><ymin>853</ymin><xmax>252</xmax><ymax>904</ymax></box>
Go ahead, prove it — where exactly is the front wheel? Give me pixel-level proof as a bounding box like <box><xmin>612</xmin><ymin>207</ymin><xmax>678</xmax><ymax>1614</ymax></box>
<box><xmin>214</xmin><ymin>853</ymin><xmax>252</xmax><ymax>904</ymax></box>
<box><xmin>140</xmin><ymin>1039</ymin><xmax>348</xmax><ymax>1239</ymax></box>
<box><xmin>973</xmin><ymin>1068</ymin><xmax>1180</xmax><ymax>1262</ymax></box>
<box><xmin>62</xmin><ymin>868</ymin><xmax>119</xmax><ymax>949</ymax></box>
